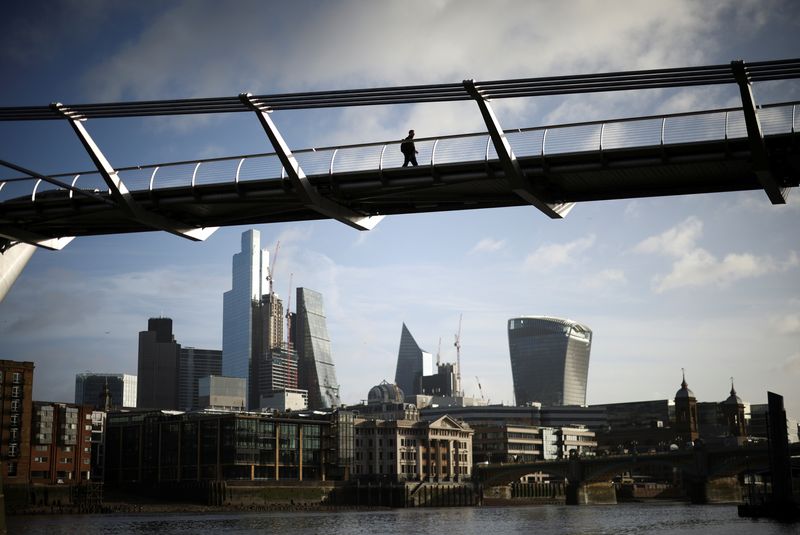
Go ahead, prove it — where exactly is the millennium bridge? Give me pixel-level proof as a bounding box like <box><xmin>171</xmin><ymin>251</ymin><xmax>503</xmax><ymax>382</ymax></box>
<box><xmin>1</xmin><ymin>58</ymin><xmax>798</xmax><ymax>299</ymax></box>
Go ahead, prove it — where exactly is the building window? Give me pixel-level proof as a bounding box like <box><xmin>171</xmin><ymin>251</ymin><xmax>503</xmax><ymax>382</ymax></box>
<box><xmin>34</xmin><ymin>456</ymin><xmax>48</xmax><ymax>463</ymax></box>
<box><xmin>7</xmin><ymin>462</ymin><xmax>17</xmax><ymax>476</ymax></box>
<box><xmin>12</xmin><ymin>372</ymin><xmax>21</xmax><ymax>384</ymax></box>
<box><xmin>10</xmin><ymin>399</ymin><xmax>20</xmax><ymax>412</ymax></box>
<box><xmin>11</xmin><ymin>385</ymin><xmax>21</xmax><ymax>398</ymax></box>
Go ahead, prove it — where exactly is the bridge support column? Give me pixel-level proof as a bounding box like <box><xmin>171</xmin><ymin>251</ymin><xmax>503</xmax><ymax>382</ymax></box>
<box><xmin>50</xmin><ymin>103</ymin><xmax>218</xmax><ymax>241</ymax></box>
<box><xmin>566</xmin><ymin>481</ymin><xmax>617</xmax><ymax>505</ymax></box>
<box><xmin>463</xmin><ymin>79</ymin><xmax>574</xmax><ymax>219</ymax></box>
<box><xmin>686</xmin><ymin>476</ymin><xmax>742</xmax><ymax>504</ymax></box>
<box><xmin>239</xmin><ymin>93</ymin><xmax>383</xmax><ymax>231</ymax></box>
<box><xmin>0</xmin><ymin>241</ymin><xmax>36</xmax><ymax>302</ymax></box>
<box><xmin>731</xmin><ymin>60</ymin><xmax>787</xmax><ymax>205</ymax></box>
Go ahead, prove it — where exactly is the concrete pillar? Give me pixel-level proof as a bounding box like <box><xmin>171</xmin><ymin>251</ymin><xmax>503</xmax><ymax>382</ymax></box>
<box><xmin>567</xmin><ymin>482</ymin><xmax>617</xmax><ymax>505</ymax></box>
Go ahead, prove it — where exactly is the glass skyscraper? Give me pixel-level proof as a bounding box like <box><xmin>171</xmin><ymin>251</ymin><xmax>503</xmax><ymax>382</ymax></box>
<box><xmin>394</xmin><ymin>323</ymin><xmax>433</xmax><ymax>398</ymax></box>
<box><xmin>295</xmin><ymin>287</ymin><xmax>340</xmax><ymax>409</ymax></box>
<box><xmin>74</xmin><ymin>373</ymin><xmax>137</xmax><ymax>409</ymax></box>
<box><xmin>178</xmin><ymin>347</ymin><xmax>222</xmax><ymax>411</ymax></box>
<box><xmin>222</xmin><ymin>229</ymin><xmax>269</xmax><ymax>408</ymax></box>
<box><xmin>507</xmin><ymin>316</ymin><xmax>592</xmax><ymax>407</ymax></box>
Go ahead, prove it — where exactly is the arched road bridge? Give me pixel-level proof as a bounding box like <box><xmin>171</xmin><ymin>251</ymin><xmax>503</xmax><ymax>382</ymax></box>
<box><xmin>475</xmin><ymin>442</ymin><xmax>800</xmax><ymax>504</ymax></box>
<box><xmin>1</xmin><ymin>58</ymin><xmax>799</xmax><ymax>299</ymax></box>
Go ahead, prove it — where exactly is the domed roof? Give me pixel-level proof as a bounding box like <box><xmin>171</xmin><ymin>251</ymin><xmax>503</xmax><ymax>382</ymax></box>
<box><xmin>675</xmin><ymin>370</ymin><xmax>695</xmax><ymax>399</ymax></box>
<box><xmin>368</xmin><ymin>381</ymin><xmax>405</xmax><ymax>404</ymax></box>
<box><xmin>722</xmin><ymin>380</ymin><xmax>742</xmax><ymax>405</ymax></box>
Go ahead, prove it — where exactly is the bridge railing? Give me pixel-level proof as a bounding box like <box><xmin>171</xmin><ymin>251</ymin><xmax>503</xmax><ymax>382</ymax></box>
<box><xmin>1</xmin><ymin>102</ymin><xmax>797</xmax><ymax>204</ymax></box>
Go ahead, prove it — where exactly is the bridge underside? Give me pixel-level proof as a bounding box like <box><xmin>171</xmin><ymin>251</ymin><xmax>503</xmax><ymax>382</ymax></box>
<box><xmin>1</xmin><ymin>135</ymin><xmax>797</xmax><ymax>241</ymax></box>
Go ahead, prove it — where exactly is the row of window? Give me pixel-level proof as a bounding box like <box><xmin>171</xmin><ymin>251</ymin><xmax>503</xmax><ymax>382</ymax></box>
<box><xmin>0</xmin><ymin>372</ymin><xmax>24</xmax><ymax>384</ymax></box>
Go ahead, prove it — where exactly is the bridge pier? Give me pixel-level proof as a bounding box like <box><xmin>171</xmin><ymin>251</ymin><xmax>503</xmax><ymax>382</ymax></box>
<box><xmin>686</xmin><ymin>476</ymin><xmax>742</xmax><ymax>504</ymax></box>
<box><xmin>566</xmin><ymin>481</ymin><xmax>617</xmax><ymax>505</ymax></box>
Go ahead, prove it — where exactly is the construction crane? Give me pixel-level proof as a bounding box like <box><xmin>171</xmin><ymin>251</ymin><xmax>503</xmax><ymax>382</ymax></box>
<box><xmin>285</xmin><ymin>272</ymin><xmax>293</xmax><ymax>349</ymax></box>
<box><xmin>268</xmin><ymin>240</ymin><xmax>280</xmax><ymax>296</ymax></box>
<box><xmin>475</xmin><ymin>376</ymin><xmax>485</xmax><ymax>402</ymax></box>
<box><xmin>454</xmin><ymin>313</ymin><xmax>463</xmax><ymax>397</ymax></box>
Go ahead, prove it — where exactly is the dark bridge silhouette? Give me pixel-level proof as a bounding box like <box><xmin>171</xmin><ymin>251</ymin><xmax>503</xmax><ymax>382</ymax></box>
<box><xmin>1</xmin><ymin>59</ymin><xmax>798</xmax><ymax>298</ymax></box>
<box><xmin>475</xmin><ymin>442</ymin><xmax>800</xmax><ymax>505</ymax></box>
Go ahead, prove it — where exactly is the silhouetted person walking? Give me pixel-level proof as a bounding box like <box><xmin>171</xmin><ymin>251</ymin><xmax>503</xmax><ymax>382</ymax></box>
<box><xmin>401</xmin><ymin>129</ymin><xmax>418</xmax><ymax>167</ymax></box>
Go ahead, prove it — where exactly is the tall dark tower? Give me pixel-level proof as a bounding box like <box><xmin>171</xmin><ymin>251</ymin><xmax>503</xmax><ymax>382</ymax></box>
<box><xmin>674</xmin><ymin>369</ymin><xmax>699</xmax><ymax>443</ymax></box>
<box><xmin>721</xmin><ymin>378</ymin><xmax>746</xmax><ymax>440</ymax></box>
<box><xmin>137</xmin><ymin>317</ymin><xmax>180</xmax><ymax>409</ymax></box>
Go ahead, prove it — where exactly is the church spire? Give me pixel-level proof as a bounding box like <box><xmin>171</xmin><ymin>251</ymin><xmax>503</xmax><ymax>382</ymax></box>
<box><xmin>681</xmin><ymin>367</ymin><xmax>687</xmax><ymax>389</ymax></box>
<box><xmin>730</xmin><ymin>376</ymin><xmax>736</xmax><ymax>396</ymax></box>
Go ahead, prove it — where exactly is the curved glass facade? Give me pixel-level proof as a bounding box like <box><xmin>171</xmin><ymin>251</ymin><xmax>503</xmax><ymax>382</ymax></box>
<box><xmin>507</xmin><ymin>316</ymin><xmax>592</xmax><ymax>407</ymax></box>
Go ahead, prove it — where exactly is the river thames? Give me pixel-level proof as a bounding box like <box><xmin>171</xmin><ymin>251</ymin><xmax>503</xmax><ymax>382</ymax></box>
<box><xmin>7</xmin><ymin>504</ymin><xmax>799</xmax><ymax>534</ymax></box>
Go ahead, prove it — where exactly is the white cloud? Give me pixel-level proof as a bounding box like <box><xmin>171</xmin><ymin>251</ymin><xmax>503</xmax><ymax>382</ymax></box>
<box><xmin>776</xmin><ymin>314</ymin><xmax>800</xmax><ymax>334</ymax></box>
<box><xmin>469</xmin><ymin>238</ymin><xmax>506</xmax><ymax>255</ymax></box>
<box><xmin>582</xmin><ymin>269</ymin><xmax>627</xmax><ymax>290</ymax></box>
<box><xmin>782</xmin><ymin>353</ymin><xmax>800</xmax><ymax>375</ymax></box>
<box><xmin>634</xmin><ymin>216</ymin><xmax>702</xmax><ymax>257</ymax></box>
<box><xmin>635</xmin><ymin>217</ymin><xmax>799</xmax><ymax>293</ymax></box>
<box><xmin>524</xmin><ymin>234</ymin><xmax>596</xmax><ymax>271</ymax></box>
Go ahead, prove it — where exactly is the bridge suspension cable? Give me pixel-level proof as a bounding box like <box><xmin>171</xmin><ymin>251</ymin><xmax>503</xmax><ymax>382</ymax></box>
<box><xmin>1</xmin><ymin>59</ymin><xmax>798</xmax><ymax>121</ymax></box>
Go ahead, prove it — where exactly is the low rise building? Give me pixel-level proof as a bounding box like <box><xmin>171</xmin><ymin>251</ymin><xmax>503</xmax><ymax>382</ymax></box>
<box><xmin>0</xmin><ymin>360</ymin><xmax>34</xmax><ymax>485</ymax></box>
<box><xmin>352</xmin><ymin>415</ymin><xmax>473</xmax><ymax>482</ymax></box>
<box><xmin>104</xmin><ymin>409</ymin><xmax>354</xmax><ymax>484</ymax></box>
<box><xmin>29</xmin><ymin>401</ymin><xmax>94</xmax><ymax>484</ymax></box>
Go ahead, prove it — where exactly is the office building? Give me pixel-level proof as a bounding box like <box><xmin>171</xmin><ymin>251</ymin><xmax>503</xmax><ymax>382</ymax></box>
<box><xmin>394</xmin><ymin>323</ymin><xmax>433</xmax><ymax>398</ymax></box>
<box><xmin>420</xmin><ymin>362</ymin><xmax>459</xmax><ymax>397</ymax></box>
<box><xmin>198</xmin><ymin>376</ymin><xmax>247</xmax><ymax>410</ymax></box>
<box><xmin>75</xmin><ymin>373</ymin><xmax>137</xmax><ymax>410</ymax></box>
<box><xmin>104</xmin><ymin>409</ymin><xmax>354</xmax><ymax>483</ymax></box>
<box><xmin>260</xmin><ymin>388</ymin><xmax>308</xmax><ymax>412</ymax></box>
<box><xmin>294</xmin><ymin>287</ymin><xmax>340</xmax><ymax>409</ymax></box>
<box><xmin>178</xmin><ymin>347</ymin><xmax>222</xmax><ymax>411</ymax></box>
<box><xmin>137</xmin><ymin>317</ymin><xmax>180</xmax><ymax>410</ymax></box>
<box><xmin>507</xmin><ymin>316</ymin><xmax>592</xmax><ymax>406</ymax></box>
<box><xmin>472</xmin><ymin>424</ymin><xmax>562</xmax><ymax>463</ymax></box>
<box><xmin>257</xmin><ymin>345</ymin><xmax>298</xmax><ymax>396</ymax></box>
<box><xmin>223</xmin><ymin>229</ymin><xmax>288</xmax><ymax>409</ymax></box>
<box><xmin>0</xmin><ymin>360</ymin><xmax>34</xmax><ymax>484</ymax></box>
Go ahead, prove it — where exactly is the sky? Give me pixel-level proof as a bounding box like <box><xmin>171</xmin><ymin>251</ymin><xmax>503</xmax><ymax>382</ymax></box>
<box><xmin>0</xmin><ymin>0</ymin><xmax>798</xmax><ymax>417</ymax></box>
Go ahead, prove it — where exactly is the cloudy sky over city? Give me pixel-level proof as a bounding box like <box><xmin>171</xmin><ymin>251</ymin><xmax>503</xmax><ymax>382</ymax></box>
<box><xmin>1</xmin><ymin>1</ymin><xmax>798</xmax><ymax>415</ymax></box>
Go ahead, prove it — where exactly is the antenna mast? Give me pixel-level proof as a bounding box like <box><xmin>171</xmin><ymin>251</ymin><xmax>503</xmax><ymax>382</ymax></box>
<box><xmin>436</xmin><ymin>337</ymin><xmax>442</xmax><ymax>366</ymax></box>
<box><xmin>454</xmin><ymin>313</ymin><xmax>462</xmax><ymax>397</ymax></box>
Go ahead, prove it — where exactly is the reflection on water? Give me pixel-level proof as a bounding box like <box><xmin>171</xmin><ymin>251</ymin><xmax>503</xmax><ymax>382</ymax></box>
<box><xmin>8</xmin><ymin>504</ymin><xmax>799</xmax><ymax>535</ymax></box>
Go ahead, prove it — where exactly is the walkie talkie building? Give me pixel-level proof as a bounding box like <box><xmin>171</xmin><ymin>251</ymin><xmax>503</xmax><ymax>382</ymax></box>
<box><xmin>507</xmin><ymin>316</ymin><xmax>592</xmax><ymax>406</ymax></box>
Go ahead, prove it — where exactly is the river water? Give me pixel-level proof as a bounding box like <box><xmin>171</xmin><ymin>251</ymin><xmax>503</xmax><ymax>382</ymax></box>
<box><xmin>8</xmin><ymin>504</ymin><xmax>799</xmax><ymax>534</ymax></box>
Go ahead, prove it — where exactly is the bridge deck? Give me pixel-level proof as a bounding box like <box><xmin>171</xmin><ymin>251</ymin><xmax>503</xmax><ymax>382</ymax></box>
<box><xmin>1</xmin><ymin>103</ymin><xmax>798</xmax><ymax>240</ymax></box>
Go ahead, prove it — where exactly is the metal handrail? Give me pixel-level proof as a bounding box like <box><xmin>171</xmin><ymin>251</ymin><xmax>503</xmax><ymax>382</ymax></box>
<box><xmin>1</xmin><ymin>102</ymin><xmax>797</xmax><ymax>203</ymax></box>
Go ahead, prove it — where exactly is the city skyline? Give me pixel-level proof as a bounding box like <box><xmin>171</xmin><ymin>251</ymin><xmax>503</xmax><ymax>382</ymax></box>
<box><xmin>0</xmin><ymin>2</ymin><xmax>798</xmax><ymax>416</ymax></box>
